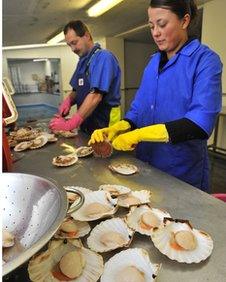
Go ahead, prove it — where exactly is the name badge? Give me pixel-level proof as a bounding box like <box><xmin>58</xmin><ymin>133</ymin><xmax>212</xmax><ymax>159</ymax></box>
<box><xmin>78</xmin><ymin>78</ymin><xmax>84</xmax><ymax>86</ymax></box>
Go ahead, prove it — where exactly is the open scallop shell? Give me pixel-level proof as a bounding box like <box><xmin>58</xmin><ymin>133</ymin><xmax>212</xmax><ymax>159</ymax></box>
<box><xmin>75</xmin><ymin>146</ymin><xmax>93</xmax><ymax>157</ymax></box>
<box><xmin>53</xmin><ymin>130</ymin><xmax>78</xmax><ymax>138</ymax></box>
<box><xmin>14</xmin><ymin>141</ymin><xmax>32</xmax><ymax>152</ymax></box>
<box><xmin>118</xmin><ymin>190</ymin><xmax>151</xmax><ymax>208</ymax></box>
<box><xmin>87</xmin><ymin>217</ymin><xmax>134</xmax><ymax>253</ymax></box>
<box><xmin>126</xmin><ymin>204</ymin><xmax>171</xmax><ymax>236</ymax></box>
<box><xmin>64</xmin><ymin>186</ymin><xmax>92</xmax><ymax>204</ymax></box>
<box><xmin>54</xmin><ymin>217</ymin><xmax>91</xmax><ymax>239</ymax></box>
<box><xmin>151</xmin><ymin>218</ymin><xmax>214</xmax><ymax>263</ymax></box>
<box><xmin>101</xmin><ymin>248</ymin><xmax>161</xmax><ymax>282</ymax></box>
<box><xmin>29</xmin><ymin>135</ymin><xmax>48</xmax><ymax>149</ymax></box>
<box><xmin>28</xmin><ymin>239</ymin><xmax>103</xmax><ymax>282</ymax></box>
<box><xmin>109</xmin><ymin>163</ymin><xmax>138</xmax><ymax>175</ymax></box>
<box><xmin>71</xmin><ymin>191</ymin><xmax>118</xmax><ymax>221</ymax></box>
<box><xmin>99</xmin><ymin>184</ymin><xmax>131</xmax><ymax>196</ymax></box>
<box><xmin>52</xmin><ymin>154</ymin><xmax>78</xmax><ymax>167</ymax></box>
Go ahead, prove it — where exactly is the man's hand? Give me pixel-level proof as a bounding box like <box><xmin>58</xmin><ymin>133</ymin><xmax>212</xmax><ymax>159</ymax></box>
<box><xmin>59</xmin><ymin>95</ymin><xmax>74</xmax><ymax>116</ymax></box>
<box><xmin>49</xmin><ymin>113</ymin><xmax>83</xmax><ymax>131</ymax></box>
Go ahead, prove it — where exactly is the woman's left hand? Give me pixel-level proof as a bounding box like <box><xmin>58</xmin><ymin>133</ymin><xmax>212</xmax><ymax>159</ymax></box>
<box><xmin>112</xmin><ymin>130</ymin><xmax>139</xmax><ymax>151</ymax></box>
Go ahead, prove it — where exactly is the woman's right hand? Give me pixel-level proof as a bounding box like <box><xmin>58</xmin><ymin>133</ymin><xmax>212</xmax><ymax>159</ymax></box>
<box><xmin>88</xmin><ymin>120</ymin><xmax>131</xmax><ymax>144</ymax></box>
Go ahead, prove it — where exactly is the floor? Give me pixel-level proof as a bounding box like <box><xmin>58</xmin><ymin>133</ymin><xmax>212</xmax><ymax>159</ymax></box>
<box><xmin>209</xmin><ymin>152</ymin><xmax>226</xmax><ymax>194</ymax></box>
<box><xmin>16</xmin><ymin>104</ymin><xmax>58</xmax><ymax>126</ymax></box>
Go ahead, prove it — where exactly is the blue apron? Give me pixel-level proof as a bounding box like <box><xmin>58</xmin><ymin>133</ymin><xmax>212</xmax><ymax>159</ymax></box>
<box><xmin>70</xmin><ymin>45</ymin><xmax>113</xmax><ymax>134</ymax></box>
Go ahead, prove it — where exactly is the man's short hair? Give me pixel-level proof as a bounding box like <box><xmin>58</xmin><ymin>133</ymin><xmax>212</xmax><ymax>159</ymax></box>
<box><xmin>63</xmin><ymin>20</ymin><xmax>92</xmax><ymax>39</ymax></box>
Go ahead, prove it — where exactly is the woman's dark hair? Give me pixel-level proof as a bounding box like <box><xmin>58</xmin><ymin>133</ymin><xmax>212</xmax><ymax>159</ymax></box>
<box><xmin>149</xmin><ymin>0</ymin><xmax>197</xmax><ymax>22</ymax></box>
<box><xmin>63</xmin><ymin>20</ymin><xmax>92</xmax><ymax>39</ymax></box>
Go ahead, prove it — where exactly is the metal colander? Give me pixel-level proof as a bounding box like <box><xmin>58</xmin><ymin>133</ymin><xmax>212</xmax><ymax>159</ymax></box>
<box><xmin>2</xmin><ymin>173</ymin><xmax>84</xmax><ymax>276</ymax></box>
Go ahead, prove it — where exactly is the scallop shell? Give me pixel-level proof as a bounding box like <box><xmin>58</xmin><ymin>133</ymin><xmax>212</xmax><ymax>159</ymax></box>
<box><xmin>151</xmin><ymin>218</ymin><xmax>214</xmax><ymax>263</ymax></box>
<box><xmin>91</xmin><ymin>140</ymin><xmax>113</xmax><ymax>158</ymax></box>
<box><xmin>48</xmin><ymin>238</ymin><xmax>83</xmax><ymax>251</ymax></box>
<box><xmin>14</xmin><ymin>127</ymin><xmax>40</xmax><ymax>141</ymax></box>
<box><xmin>87</xmin><ymin>217</ymin><xmax>134</xmax><ymax>253</ymax></box>
<box><xmin>7</xmin><ymin>136</ymin><xmax>17</xmax><ymax>148</ymax></box>
<box><xmin>54</xmin><ymin>217</ymin><xmax>91</xmax><ymax>239</ymax></box>
<box><xmin>126</xmin><ymin>205</ymin><xmax>171</xmax><ymax>236</ymax></box>
<box><xmin>42</xmin><ymin>132</ymin><xmax>58</xmax><ymax>142</ymax></box>
<box><xmin>71</xmin><ymin>191</ymin><xmax>118</xmax><ymax>221</ymax></box>
<box><xmin>2</xmin><ymin>230</ymin><xmax>15</xmax><ymax>248</ymax></box>
<box><xmin>14</xmin><ymin>141</ymin><xmax>32</xmax><ymax>152</ymax></box>
<box><xmin>29</xmin><ymin>135</ymin><xmax>48</xmax><ymax>149</ymax></box>
<box><xmin>75</xmin><ymin>146</ymin><xmax>93</xmax><ymax>157</ymax></box>
<box><xmin>54</xmin><ymin>130</ymin><xmax>78</xmax><ymax>138</ymax></box>
<box><xmin>109</xmin><ymin>163</ymin><xmax>138</xmax><ymax>175</ymax></box>
<box><xmin>64</xmin><ymin>186</ymin><xmax>92</xmax><ymax>204</ymax></box>
<box><xmin>99</xmin><ymin>184</ymin><xmax>131</xmax><ymax>196</ymax></box>
<box><xmin>14</xmin><ymin>127</ymin><xmax>32</xmax><ymax>137</ymax></box>
<box><xmin>28</xmin><ymin>239</ymin><xmax>103</xmax><ymax>282</ymax></box>
<box><xmin>118</xmin><ymin>190</ymin><xmax>151</xmax><ymax>208</ymax></box>
<box><xmin>52</xmin><ymin>154</ymin><xmax>78</xmax><ymax>167</ymax></box>
<box><xmin>101</xmin><ymin>248</ymin><xmax>161</xmax><ymax>282</ymax></box>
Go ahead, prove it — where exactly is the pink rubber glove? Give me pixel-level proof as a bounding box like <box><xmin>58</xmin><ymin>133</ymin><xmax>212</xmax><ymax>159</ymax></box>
<box><xmin>49</xmin><ymin>113</ymin><xmax>83</xmax><ymax>131</ymax></box>
<box><xmin>59</xmin><ymin>95</ymin><xmax>74</xmax><ymax>116</ymax></box>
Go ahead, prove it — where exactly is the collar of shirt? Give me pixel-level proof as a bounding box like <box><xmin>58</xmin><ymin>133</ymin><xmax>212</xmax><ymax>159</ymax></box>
<box><xmin>159</xmin><ymin>38</ymin><xmax>199</xmax><ymax>71</ymax></box>
<box><xmin>79</xmin><ymin>43</ymin><xmax>101</xmax><ymax>61</ymax></box>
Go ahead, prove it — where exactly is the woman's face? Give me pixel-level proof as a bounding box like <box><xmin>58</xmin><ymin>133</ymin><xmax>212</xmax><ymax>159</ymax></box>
<box><xmin>148</xmin><ymin>7</ymin><xmax>190</xmax><ymax>58</ymax></box>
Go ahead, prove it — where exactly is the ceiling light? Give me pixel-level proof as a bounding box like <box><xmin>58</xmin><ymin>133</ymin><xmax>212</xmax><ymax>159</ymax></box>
<box><xmin>87</xmin><ymin>0</ymin><xmax>124</xmax><ymax>17</ymax></box>
<box><xmin>33</xmin><ymin>58</ymin><xmax>48</xmax><ymax>62</ymax></box>
<box><xmin>3</xmin><ymin>43</ymin><xmax>66</xmax><ymax>50</ymax></box>
<box><xmin>47</xmin><ymin>32</ymin><xmax>65</xmax><ymax>45</ymax></box>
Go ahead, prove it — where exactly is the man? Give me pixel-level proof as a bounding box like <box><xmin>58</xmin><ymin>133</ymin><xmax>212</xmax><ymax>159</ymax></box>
<box><xmin>49</xmin><ymin>20</ymin><xmax>121</xmax><ymax>134</ymax></box>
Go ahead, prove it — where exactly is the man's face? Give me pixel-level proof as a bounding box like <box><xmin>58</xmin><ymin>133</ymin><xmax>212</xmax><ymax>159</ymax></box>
<box><xmin>65</xmin><ymin>28</ymin><xmax>90</xmax><ymax>57</ymax></box>
<box><xmin>148</xmin><ymin>7</ymin><xmax>189</xmax><ymax>58</ymax></box>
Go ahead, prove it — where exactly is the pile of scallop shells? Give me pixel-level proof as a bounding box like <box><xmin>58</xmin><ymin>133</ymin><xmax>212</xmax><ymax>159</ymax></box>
<box><xmin>26</xmin><ymin>182</ymin><xmax>213</xmax><ymax>282</ymax></box>
<box><xmin>7</xmin><ymin>126</ymin><xmax>58</xmax><ymax>151</ymax></box>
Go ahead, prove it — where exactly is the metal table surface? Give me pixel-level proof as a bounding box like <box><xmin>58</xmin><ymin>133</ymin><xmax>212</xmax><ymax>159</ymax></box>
<box><xmin>6</xmin><ymin>125</ymin><xmax>226</xmax><ymax>282</ymax></box>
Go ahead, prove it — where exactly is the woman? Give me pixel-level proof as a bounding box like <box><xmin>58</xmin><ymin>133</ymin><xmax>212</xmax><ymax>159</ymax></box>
<box><xmin>89</xmin><ymin>0</ymin><xmax>222</xmax><ymax>192</ymax></box>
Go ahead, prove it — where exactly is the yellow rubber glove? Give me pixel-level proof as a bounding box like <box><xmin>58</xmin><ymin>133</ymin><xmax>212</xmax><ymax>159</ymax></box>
<box><xmin>112</xmin><ymin>124</ymin><xmax>169</xmax><ymax>151</ymax></box>
<box><xmin>88</xmin><ymin>120</ymin><xmax>131</xmax><ymax>144</ymax></box>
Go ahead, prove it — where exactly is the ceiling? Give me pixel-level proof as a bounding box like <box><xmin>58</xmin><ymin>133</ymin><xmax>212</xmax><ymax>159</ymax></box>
<box><xmin>3</xmin><ymin>0</ymin><xmax>213</xmax><ymax>47</ymax></box>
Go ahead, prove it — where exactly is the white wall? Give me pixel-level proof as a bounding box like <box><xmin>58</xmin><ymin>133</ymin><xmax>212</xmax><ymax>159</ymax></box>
<box><xmin>202</xmin><ymin>0</ymin><xmax>226</xmax><ymax>97</ymax></box>
<box><xmin>9</xmin><ymin>60</ymin><xmax>45</xmax><ymax>84</ymax></box>
<box><xmin>105</xmin><ymin>37</ymin><xmax>125</xmax><ymax>115</ymax></box>
<box><xmin>202</xmin><ymin>0</ymin><xmax>226</xmax><ymax>150</ymax></box>
<box><xmin>3</xmin><ymin>45</ymin><xmax>79</xmax><ymax>101</ymax></box>
<box><xmin>124</xmin><ymin>41</ymin><xmax>157</xmax><ymax>112</ymax></box>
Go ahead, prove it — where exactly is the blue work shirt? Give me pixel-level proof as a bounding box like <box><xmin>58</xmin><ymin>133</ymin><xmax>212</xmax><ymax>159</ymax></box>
<box><xmin>125</xmin><ymin>39</ymin><xmax>222</xmax><ymax>191</ymax></box>
<box><xmin>70</xmin><ymin>43</ymin><xmax>121</xmax><ymax>133</ymax></box>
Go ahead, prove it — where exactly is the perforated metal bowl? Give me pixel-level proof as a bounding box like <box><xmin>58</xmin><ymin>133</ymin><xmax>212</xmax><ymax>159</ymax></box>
<box><xmin>2</xmin><ymin>173</ymin><xmax>84</xmax><ymax>276</ymax></box>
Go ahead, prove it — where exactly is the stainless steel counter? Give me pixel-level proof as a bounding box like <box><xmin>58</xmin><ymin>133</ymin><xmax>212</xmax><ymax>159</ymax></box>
<box><xmin>10</xmin><ymin>127</ymin><xmax>226</xmax><ymax>282</ymax></box>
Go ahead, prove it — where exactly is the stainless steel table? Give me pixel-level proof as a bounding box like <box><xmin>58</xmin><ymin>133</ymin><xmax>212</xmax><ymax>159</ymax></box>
<box><xmin>9</xmin><ymin>126</ymin><xmax>226</xmax><ymax>282</ymax></box>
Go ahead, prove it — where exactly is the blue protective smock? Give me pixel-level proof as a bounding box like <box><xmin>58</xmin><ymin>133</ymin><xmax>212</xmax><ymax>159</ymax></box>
<box><xmin>125</xmin><ymin>39</ymin><xmax>222</xmax><ymax>191</ymax></box>
<box><xmin>70</xmin><ymin>43</ymin><xmax>121</xmax><ymax>134</ymax></box>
